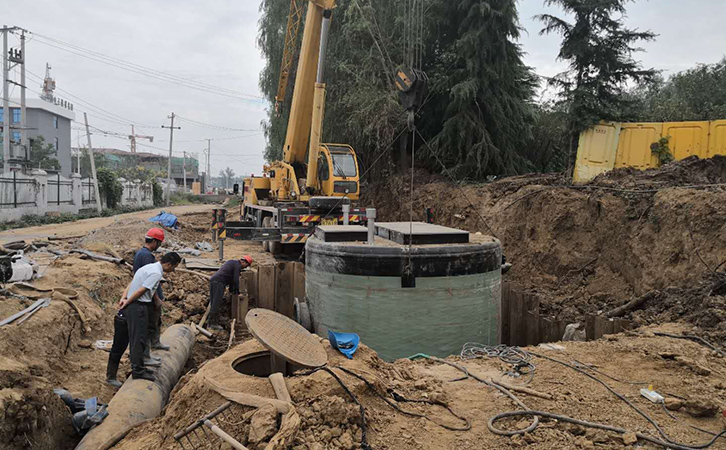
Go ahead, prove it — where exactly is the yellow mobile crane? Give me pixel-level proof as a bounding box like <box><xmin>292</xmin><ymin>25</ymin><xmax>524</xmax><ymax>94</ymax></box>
<box><xmin>237</xmin><ymin>0</ymin><xmax>366</xmax><ymax>254</ymax></box>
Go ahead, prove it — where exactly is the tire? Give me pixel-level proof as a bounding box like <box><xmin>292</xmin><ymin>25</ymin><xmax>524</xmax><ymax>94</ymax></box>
<box><xmin>269</xmin><ymin>241</ymin><xmax>282</xmax><ymax>256</ymax></box>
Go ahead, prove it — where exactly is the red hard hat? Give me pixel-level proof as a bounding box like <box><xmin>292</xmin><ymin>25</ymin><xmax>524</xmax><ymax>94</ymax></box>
<box><xmin>241</xmin><ymin>255</ymin><xmax>253</xmax><ymax>265</ymax></box>
<box><xmin>145</xmin><ymin>228</ymin><xmax>165</xmax><ymax>242</ymax></box>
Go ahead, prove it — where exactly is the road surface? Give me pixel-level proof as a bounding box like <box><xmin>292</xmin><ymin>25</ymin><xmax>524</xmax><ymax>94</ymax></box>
<box><xmin>0</xmin><ymin>204</ymin><xmax>214</xmax><ymax>244</ymax></box>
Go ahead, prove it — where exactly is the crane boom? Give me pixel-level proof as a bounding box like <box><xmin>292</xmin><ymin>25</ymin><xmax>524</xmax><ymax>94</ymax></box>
<box><xmin>274</xmin><ymin>0</ymin><xmax>305</xmax><ymax>114</ymax></box>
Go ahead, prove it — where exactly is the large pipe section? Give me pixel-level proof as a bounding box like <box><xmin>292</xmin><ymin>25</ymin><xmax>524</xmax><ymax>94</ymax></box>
<box><xmin>75</xmin><ymin>324</ymin><xmax>195</xmax><ymax>450</ymax></box>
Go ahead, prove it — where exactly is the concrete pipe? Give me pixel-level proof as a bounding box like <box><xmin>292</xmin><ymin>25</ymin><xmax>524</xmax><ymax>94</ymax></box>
<box><xmin>75</xmin><ymin>324</ymin><xmax>195</xmax><ymax>450</ymax></box>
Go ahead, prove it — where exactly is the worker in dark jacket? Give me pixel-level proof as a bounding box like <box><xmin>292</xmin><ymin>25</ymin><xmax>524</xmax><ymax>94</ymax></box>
<box><xmin>208</xmin><ymin>255</ymin><xmax>253</xmax><ymax>330</ymax></box>
<box><xmin>132</xmin><ymin>228</ymin><xmax>169</xmax><ymax>369</ymax></box>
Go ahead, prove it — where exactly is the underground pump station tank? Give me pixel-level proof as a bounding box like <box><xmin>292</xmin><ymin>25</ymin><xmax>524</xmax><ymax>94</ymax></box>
<box><xmin>305</xmin><ymin>221</ymin><xmax>502</xmax><ymax>361</ymax></box>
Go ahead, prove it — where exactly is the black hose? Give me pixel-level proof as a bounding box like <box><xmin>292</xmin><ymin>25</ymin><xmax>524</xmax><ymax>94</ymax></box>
<box><xmin>336</xmin><ymin>366</ymin><xmax>471</xmax><ymax>431</ymax></box>
<box><xmin>488</xmin><ymin>410</ymin><xmax>726</xmax><ymax>450</ymax></box>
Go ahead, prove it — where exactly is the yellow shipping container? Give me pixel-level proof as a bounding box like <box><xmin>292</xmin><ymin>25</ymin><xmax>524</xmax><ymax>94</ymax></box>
<box><xmin>574</xmin><ymin>119</ymin><xmax>726</xmax><ymax>182</ymax></box>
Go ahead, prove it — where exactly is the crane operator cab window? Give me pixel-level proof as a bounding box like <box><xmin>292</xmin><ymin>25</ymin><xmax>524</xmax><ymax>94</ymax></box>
<box><xmin>318</xmin><ymin>154</ymin><xmax>330</xmax><ymax>181</ymax></box>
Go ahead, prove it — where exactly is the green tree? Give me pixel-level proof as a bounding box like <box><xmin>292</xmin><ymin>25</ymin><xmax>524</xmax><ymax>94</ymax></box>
<box><xmin>219</xmin><ymin>167</ymin><xmax>235</xmax><ymax>190</ymax></box>
<box><xmin>74</xmin><ymin>148</ymin><xmax>108</xmax><ymax>178</ymax></box>
<box><xmin>537</xmin><ymin>0</ymin><xmax>657</xmax><ymax>167</ymax></box>
<box><xmin>628</xmin><ymin>59</ymin><xmax>726</xmax><ymax>122</ymax></box>
<box><xmin>421</xmin><ymin>0</ymin><xmax>538</xmax><ymax>178</ymax></box>
<box><xmin>96</xmin><ymin>167</ymin><xmax>123</xmax><ymax>209</ymax></box>
<box><xmin>258</xmin><ymin>0</ymin><xmax>537</xmax><ymax>180</ymax></box>
<box><xmin>28</xmin><ymin>136</ymin><xmax>61</xmax><ymax>171</ymax></box>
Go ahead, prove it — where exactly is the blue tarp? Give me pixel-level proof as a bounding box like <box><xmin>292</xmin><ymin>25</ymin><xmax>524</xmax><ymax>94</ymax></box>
<box><xmin>148</xmin><ymin>211</ymin><xmax>178</xmax><ymax>228</ymax></box>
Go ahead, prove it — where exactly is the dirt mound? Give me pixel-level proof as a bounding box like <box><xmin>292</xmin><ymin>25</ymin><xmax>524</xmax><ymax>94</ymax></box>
<box><xmin>592</xmin><ymin>155</ymin><xmax>726</xmax><ymax>188</ymax></box>
<box><xmin>363</xmin><ymin>157</ymin><xmax>726</xmax><ymax>342</ymax></box>
<box><xmin>112</xmin><ymin>325</ymin><xmax>726</xmax><ymax>450</ymax></box>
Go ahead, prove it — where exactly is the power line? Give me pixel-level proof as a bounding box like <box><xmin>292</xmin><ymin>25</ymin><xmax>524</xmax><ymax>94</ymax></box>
<box><xmin>175</xmin><ymin>115</ymin><xmax>262</xmax><ymax>132</ymax></box>
<box><xmin>24</xmin><ymin>69</ymin><xmax>157</xmax><ymax>128</ymax></box>
<box><xmin>29</xmin><ymin>32</ymin><xmax>266</xmax><ymax>103</ymax></box>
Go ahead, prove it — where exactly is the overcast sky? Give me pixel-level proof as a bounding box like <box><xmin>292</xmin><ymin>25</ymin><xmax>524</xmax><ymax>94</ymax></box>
<box><xmin>5</xmin><ymin>0</ymin><xmax>726</xmax><ymax>177</ymax></box>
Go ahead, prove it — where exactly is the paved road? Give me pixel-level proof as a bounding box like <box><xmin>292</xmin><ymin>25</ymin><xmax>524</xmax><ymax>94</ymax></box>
<box><xmin>0</xmin><ymin>204</ymin><xmax>214</xmax><ymax>244</ymax></box>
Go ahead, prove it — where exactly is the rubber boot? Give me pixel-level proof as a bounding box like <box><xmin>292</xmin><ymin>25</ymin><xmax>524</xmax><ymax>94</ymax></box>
<box><xmin>151</xmin><ymin>327</ymin><xmax>169</xmax><ymax>351</ymax></box>
<box><xmin>143</xmin><ymin>340</ymin><xmax>162</xmax><ymax>362</ymax></box>
<box><xmin>143</xmin><ymin>357</ymin><xmax>162</xmax><ymax>367</ymax></box>
<box><xmin>208</xmin><ymin>314</ymin><xmax>223</xmax><ymax>332</ymax></box>
<box><xmin>106</xmin><ymin>361</ymin><xmax>123</xmax><ymax>388</ymax></box>
<box><xmin>132</xmin><ymin>368</ymin><xmax>156</xmax><ymax>382</ymax></box>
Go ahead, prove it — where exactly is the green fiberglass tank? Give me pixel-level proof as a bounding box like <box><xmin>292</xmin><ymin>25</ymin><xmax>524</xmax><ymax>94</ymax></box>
<box><xmin>305</xmin><ymin>222</ymin><xmax>502</xmax><ymax>361</ymax></box>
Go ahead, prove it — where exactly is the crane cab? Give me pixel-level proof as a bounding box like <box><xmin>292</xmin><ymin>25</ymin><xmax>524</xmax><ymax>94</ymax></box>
<box><xmin>316</xmin><ymin>144</ymin><xmax>360</xmax><ymax>200</ymax></box>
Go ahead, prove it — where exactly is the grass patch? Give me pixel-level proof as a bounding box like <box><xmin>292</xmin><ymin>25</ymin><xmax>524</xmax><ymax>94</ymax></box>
<box><xmin>0</xmin><ymin>205</ymin><xmax>155</xmax><ymax>231</ymax></box>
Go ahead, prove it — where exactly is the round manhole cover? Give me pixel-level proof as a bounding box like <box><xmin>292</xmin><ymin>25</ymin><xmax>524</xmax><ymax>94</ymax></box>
<box><xmin>245</xmin><ymin>308</ymin><xmax>327</xmax><ymax>368</ymax></box>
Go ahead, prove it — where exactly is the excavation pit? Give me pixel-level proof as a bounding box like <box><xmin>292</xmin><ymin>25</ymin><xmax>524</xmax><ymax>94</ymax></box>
<box><xmin>232</xmin><ymin>351</ymin><xmax>274</xmax><ymax>377</ymax></box>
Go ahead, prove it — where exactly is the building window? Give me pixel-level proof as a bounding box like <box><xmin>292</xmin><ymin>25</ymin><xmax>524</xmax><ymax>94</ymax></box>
<box><xmin>53</xmin><ymin>116</ymin><xmax>58</xmax><ymax>129</ymax></box>
<box><xmin>54</xmin><ymin>137</ymin><xmax>59</xmax><ymax>153</ymax></box>
<box><xmin>12</xmin><ymin>131</ymin><xmax>20</xmax><ymax>143</ymax></box>
<box><xmin>0</xmin><ymin>109</ymin><xmax>3</xmax><ymax>122</ymax></box>
<box><xmin>12</xmin><ymin>109</ymin><xmax>20</xmax><ymax>123</ymax></box>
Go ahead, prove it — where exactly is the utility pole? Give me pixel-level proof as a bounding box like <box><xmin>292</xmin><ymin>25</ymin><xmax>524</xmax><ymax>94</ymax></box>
<box><xmin>161</xmin><ymin>113</ymin><xmax>180</xmax><ymax>205</ymax></box>
<box><xmin>182</xmin><ymin>150</ymin><xmax>187</xmax><ymax>193</ymax></box>
<box><xmin>83</xmin><ymin>113</ymin><xmax>102</xmax><ymax>213</ymax></box>
<box><xmin>206</xmin><ymin>139</ymin><xmax>211</xmax><ymax>183</ymax></box>
<box><xmin>2</xmin><ymin>26</ymin><xmax>9</xmax><ymax>172</ymax></box>
<box><xmin>130</xmin><ymin>125</ymin><xmax>136</xmax><ymax>153</ymax></box>
<box><xmin>19</xmin><ymin>30</ymin><xmax>26</xmax><ymax>162</ymax></box>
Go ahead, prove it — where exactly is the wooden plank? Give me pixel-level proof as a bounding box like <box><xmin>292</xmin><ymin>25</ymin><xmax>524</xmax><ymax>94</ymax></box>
<box><xmin>585</xmin><ymin>315</ymin><xmax>597</xmax><ymax>341</ymax></box>
<box><xmin>557</xmin><ymin>321</ymin><xmax>567</xmax><ymax>342</ymax></box>
<box><xmin>604</xmin><ymin>318</ymin><xmax>616</xmax><ymax>336</ymax></box>
<box><xmin>258</xmin><ymin>265</ymin><xmax>276</xmax><ymax>311</ymax></box>
<box><xmin>500</xmin><ymin>283</ymin><xmax>511</xmax><ymax>345</ymax></box>
<box><xmin>274</xmin><ymin>262</ymin><xmax>295</xmax><ymax>319</ymax></box>
<box><xmin>541</xmin><ymin>318</ymin><xmax>557</xmax><ymax>344</ymax></box>
<box><xmin>292</xmin><ymin>262</ymin><xmax>306</xmax><ymax>303</ymax></box>
<box><xmin>248</xmin><ymin>268</ymin><xmax>258</xmax><ymax>302</ymax></box>
<box><xmin>230</xmin><ymin>293</ymin><xmax>239</xmax><ymax>324</ymax></box>
<box><xmin>238</xmin><ymin>295</ymin><xmax>249</xmax><ymax>330</ymax></box>
<box><xmin>509</xmin><ymin>290</ymin><xmax>524</xmax><ymax>347</ymax></box>
<box><xmin>524</xmin><ymin>293</ymin><xmax>541</xmax><ymax>346</ymax></box>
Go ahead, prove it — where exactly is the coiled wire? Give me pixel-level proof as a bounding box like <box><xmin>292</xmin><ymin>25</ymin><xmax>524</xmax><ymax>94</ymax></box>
<box><xmin>460</xmin><ymin>343</ymin><xmax>536</xmax><ymax>383</ymax></box>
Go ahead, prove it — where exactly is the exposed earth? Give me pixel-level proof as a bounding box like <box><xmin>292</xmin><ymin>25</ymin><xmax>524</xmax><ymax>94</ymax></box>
<box><xmin>2</xmin><ymin>157</ymin><xmax>726</xmax><ymax>450</ymax></box>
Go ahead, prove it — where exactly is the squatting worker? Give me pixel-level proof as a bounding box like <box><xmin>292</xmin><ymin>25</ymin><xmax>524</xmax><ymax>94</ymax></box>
<box><xmin>133</xmin><ymin>228</ymin><xmax>169</xmax><ymax>370</ymax></box>
<box><xmin>106</xmin><ymin>252</ymin><xmax>181</xmax><ymax>387</ymax></box>
<box><xmin>207</xmin><ymin>255</ymin><xmax>253</xmax><ymax>331</ymax></box>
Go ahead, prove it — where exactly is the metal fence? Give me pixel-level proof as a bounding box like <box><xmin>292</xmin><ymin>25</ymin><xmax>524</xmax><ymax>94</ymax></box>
<box><xmin>47</xmin><ymin>173</ymin><xmax>74</xmax><ymax>205</ymax></box>
<box><xmin>82</xmin><ymin>179</ymin><xmax>96</xmax><ymax>205</ymax></box>
<box><xmin>0</xmin><ymin>171</ymin><xmax>37</xmax><ymax>208</ymax></box>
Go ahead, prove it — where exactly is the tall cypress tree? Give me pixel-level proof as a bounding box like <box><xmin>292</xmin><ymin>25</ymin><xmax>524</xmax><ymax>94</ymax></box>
<box><xmin>423</xmin><ymin>0</ymin><xmax>538</xmax><ymax>178</ymax></box>
<box><xmin>537</xmin><ymin>0</ymin><xmax>657</xmax><ymax>165</ymax></box>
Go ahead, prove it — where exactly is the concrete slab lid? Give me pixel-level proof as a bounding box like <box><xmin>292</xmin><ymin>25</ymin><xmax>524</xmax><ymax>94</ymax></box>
<box><xmin>375</xmin><ymin>222</ymin><xmax>469</xmax><ymax>245</ymax></box>
<box><xmin>245</xmin><ymin>308</ymin><xmax>328</xmax><ymax>368</ymax></box>
<box><xmin>317</xmin><ymin>225</ymin><xmax>368</xmax><ymax>232</ymax></box>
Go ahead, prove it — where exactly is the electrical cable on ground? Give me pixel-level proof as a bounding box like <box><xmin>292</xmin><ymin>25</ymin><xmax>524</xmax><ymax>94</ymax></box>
<box><xmin>460</xmin><ymin>343</ymin><xmax>536</xmax><ymax>384</ymax></box>
<box><xmin>411</xmin><ymin>352</ymin><xmax>724</xmax><ymax>449</ymax></box>
<box><xmin>530</xmin><ymin>351</ymin><xmax>726</xmax><ymax>449</ymax></box>
<box><xmin>487</xmin><ymin>411</ymin><xmax>726</xmax><ymax>450</ymax></box>
<box><xmin>570</xmin><ymin>359</ymin><xmax>648</xmax><ymax>385</ymax></box>
<box><xmin>653</xmin><ymin>333</ymin><xmax>726</xmax><ymax>358</ymax></box>
<box><xmin>336</xmin><ymin>366</ymin><xmax>471</xmax><ymax>432</ymax></box>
